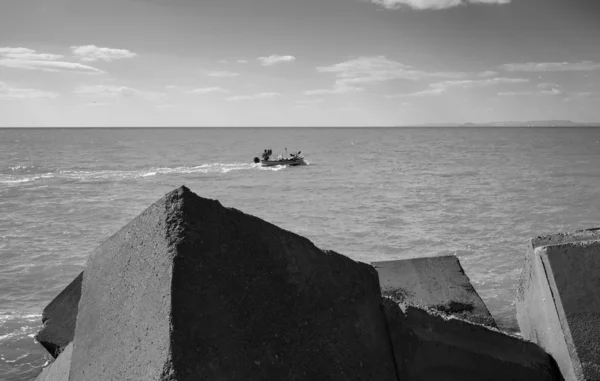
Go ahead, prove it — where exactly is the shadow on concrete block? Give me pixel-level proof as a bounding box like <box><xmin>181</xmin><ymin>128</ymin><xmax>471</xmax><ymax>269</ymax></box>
<box><xmin>372</xmin><ymin>256</ymin><xmax>496</xmax><ymax>328</ymax></box>
<box><xmin>516</xmin><ymin>228</ymin><xmax>600</xmax><ymax>381</ymax></box>
<box><xmin>35</xmin><ymin>272</ymin><xmax>83</xmax><ymax>358</ymax></box>
<box><xmin>68</xmin><ymin>186</ymin><xmax>397</xmax><ymax>381</ymax></box>
<box><xmin>382</xmin><ymin>298</ymin><xmax>564</xmax><ymax>381</ymax></box>
<box><xmin>34</xmin><ymin>343</ymin><xmax>72</xmax><ymax>381</ymax></box>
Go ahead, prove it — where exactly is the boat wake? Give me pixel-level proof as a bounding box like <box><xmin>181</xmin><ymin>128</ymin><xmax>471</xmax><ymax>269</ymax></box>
<box><xmin>0</xmin><ymin>162</ymin><xmax>296</xmax><ymax>185</ymax></box>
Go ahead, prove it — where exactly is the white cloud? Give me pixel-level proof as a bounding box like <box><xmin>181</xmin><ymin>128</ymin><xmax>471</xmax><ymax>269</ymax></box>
<box><xmin>370</xmin><ymin>0</ymin><xmax>510</xmax><ymax>10</ymax></box>
<box><xmin>226</xmin><ymin>92</ymin><xmax>281</xmax><ymax>101</ymax></box>
<box><xmin>303</xmin><ymin>86</ymin><xmax>363</xmax><ymax>96</ymax></box>
<box><xmin>0</xmin><ymin>47</ymin><xmax>63</xmax><ymax>61</ymax></box>
<box><xmin>0</xmin><ymin>82</ymin><xmax>59</xmax><ymax>99</ymax></box>
<box><xmin>536</xmin><ymin>82</ymin><xmax>559</xmax><ymax>89</ymax></box>
<box><xmin>501</xmin><ymin>61</ymin><xmax>600</xmax><ymax>72</ymax></box>
<box><xmin>308</xmin><ymin>56</ymin><xmax>466</xmax><ymax>95</ymax></box>
<box><xmin>0</xmin><ymin>60</ymin><xmax>104</xmax><ymax>73</ymax></box>
<box><xmin>478</xmin><ymin>71</ymin><xmax>499</xmax><ymax>78</ymax></box>
<box><xmin>237</xmin><ymin>59</ymin><xmax>249</xmax><ymax>64</ymax></box>
<box><xmin>541</xmin><ymin>88</ymin><xmax>562</xmax><ymax>96</ymax></box>
<box><xmin>573</xmin><ymin>92</ymin><xmax>600</xmax><ymax>98</ymax></box>
<box><xmin>564</xmin><ymin>92</ymin><xmax>600</xmax><ymax>102</ymax></box>
<box><xmin>186</xmin><ymin>87</ymin><xmax>228</xmax><ymax>94</ymax></box>
<box><xmin>257</xmin><ymin>55</ymin><xmax>296</xmax><ymax>66</ymax></box>
<box><xmin>392</xmin><ymin>77</ymin><xmax>529</xmax><ymax>97</ymax></box>
<box><xmin>71</xmin><ymin>45</ymin><xmax>137</xmax><ymax>62</ymax></box>
<box><xmin>498</xmin><ymin>88</ymin><xmax>562</xmax><ymax>97</ymax></box>
<box><xmin>0</xmin><ymin>47</ymin><xmax>103</xmax><ymax>74</ymax></box>
<box><xmin>434</xmin><ymin>77</ymin><xmax>529</xmax><ymax>89</ymax></box>
<box><xmin>74</xmin><ymin>84</ymin><xmax>164</xmax><ymax>101</ymax></box>
<box><xmin>207</xmin><ymin>71</ymin><xmax>240</xmax><ymax>77</ymax></box>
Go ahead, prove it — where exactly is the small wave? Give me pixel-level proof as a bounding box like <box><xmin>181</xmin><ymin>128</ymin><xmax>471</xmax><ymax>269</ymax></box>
<box><xmin>4</xmin><ymin>354</ymin><xmax>28</xmax><ymax>363</ymax></box>
<box><xmin>0</xmin><ymin>162</ymin><xmax>274</xmax><ymax>185</ymax></box>
<box><xmin>258</xmin><ymin>165</ymin><xmax>287</xmax><ymax>172</ymax></box>
<box><xmin>0</xmin><ymin>312</ymin><xmax>41</xmax><ymax>324</ymax></box>
<box><xmin>10</xmin><ymin>165</ymin><xmax>35</xmax><ymax>172</ymax></box>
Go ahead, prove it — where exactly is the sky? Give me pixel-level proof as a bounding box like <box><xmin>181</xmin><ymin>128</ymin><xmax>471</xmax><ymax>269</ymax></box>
<box><xmin>1</xmin><ymin>0</ymin><xmax>600</xmax><ymax>126</ymax></box>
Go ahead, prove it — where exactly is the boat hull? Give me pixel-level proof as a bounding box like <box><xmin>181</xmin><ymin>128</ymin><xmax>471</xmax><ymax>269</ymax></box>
<box><xmin>261</xmin><ymin>158</ymin><xmax>306</xmax><ymax>167</ymax></box>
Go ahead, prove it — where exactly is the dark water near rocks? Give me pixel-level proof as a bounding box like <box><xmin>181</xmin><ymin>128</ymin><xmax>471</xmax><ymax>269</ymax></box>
<box><xmin>1</xmin><ymin>127</ymin><xmax>600</xmax><ymax>380</ymax></box>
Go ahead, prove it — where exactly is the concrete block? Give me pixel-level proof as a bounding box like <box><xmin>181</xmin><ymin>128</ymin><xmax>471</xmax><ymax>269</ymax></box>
<box><xmin>69</xmin><ymin>186</ymin><xmax>397</xmax><ymax>381</ymax></box>
<box><xmin>372</xmin><ymin>256</ymin><xmax>496</xmax><ymax>327</ymax></box>
<box><xmin>382</xmin><ymin>299</ymin><xmax>563</xmax><ymax>381</ymax></box>
<box><xmin>34</xmin><ymin>342</ymin><xmax>72</xmax><ymax>381</ymax></box>
<box><xmin>36</xmin><ymin>272</ymin><xmax>83</xmax><ymax>358</ymax></box>
<box><xmin>516</xmin><ymin>230</ymin><xmax>600</xmax><ymax>381</ymax></box>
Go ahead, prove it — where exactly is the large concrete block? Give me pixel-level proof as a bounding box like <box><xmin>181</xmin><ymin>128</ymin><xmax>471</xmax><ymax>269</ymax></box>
<box><xmin>382</xmin><ymin>299</ymin><xmax>563</xmax><ymax>381</ymax></box>
<box><xmin>516</xmin><ymin>229</ymin><xmax>600</xmax><ymax>381</ymax></box>
<box><xmin>69</xmin><ymin>186</ymin><xmax>397</xmax><ymax>381</ymax></box>
<box><xmin>372</xmin><ymin>256</ymin><xmax>496</xmax><ymax>327</ymax></box>
<box><xmin>36</xmin><ymin>272</ymin><xmax>83</xmax><ymax>358</ymax></box>
<box><xmin>34</xmin><ymin>342</ymin><xmax>72</xmax><ymax>381</ymax></box>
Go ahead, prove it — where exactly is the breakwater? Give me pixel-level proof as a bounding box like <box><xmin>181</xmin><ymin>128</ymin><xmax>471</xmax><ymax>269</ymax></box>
<box><xmin>33</xmin><ymin>186</ymin><xmax>599</xmax><ymax>380</ymax></box>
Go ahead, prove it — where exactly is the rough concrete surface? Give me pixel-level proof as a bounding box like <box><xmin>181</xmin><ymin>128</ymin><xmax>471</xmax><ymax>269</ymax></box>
<box><xmin>69</xmin><ymin>186</ymin><xmax>397</xmax><ymax>381</ymax></box>
<box><xmin>517</xmin><ymin>228</ymin><xmax>600</xmax><ymax>381</ymax></box>
<box><xmin>372</xmin><ymin>256</ymin><xmax>496</xmax><ymax>327</ymax></box>
<box><xmin>34</xmin><ymin>343</ymin><xmax>73</xmax><ymax>381</ymax></box>
<box><xmin>382</xmin><ymin>299</ymin><xmax>563</xmax><ymax>381</ymax></box>
<box><xmin>35</xmin><ymin>272</ymin><xmax>83</xmax><ymax>358</ymax></box>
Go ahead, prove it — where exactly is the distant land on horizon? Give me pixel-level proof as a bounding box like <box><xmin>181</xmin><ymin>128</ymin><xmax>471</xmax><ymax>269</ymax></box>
<box><xmin>408</xmin><ymin>120</ymin><xmax>600</xmax><ymax>127</ymax></box>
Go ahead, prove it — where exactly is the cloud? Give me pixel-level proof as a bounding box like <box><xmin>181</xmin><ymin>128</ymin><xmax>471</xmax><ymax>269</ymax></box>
<box><xmin>564</xmin><ymin>92</ymin><xmax>600</xmax><ymax>102</ymax></box>
<box><xmin>392</xmin><ymin>77</ymin><xmax>529</xmax><ymax>97</ymax></box>
<box><xmin>237</xmin><ymin>60</ymin><xmax>248</xmax><ymax>64</ymax></box>
<box><xmin>434</xmin><ymin>77</ymin><xmax>529</xmax><ymax>89</ymax></box>
<box><xmin>71</xmin><ymin>45</ymin><xmax>137</xmax><ymax>62</ymax></box>
<box><xmin>0</xmin><ymin>47</ymin><xmax>63</xmax><ymax>61</ymax></box>
<box><xmin>226</xmin><ymin>92</ymin><xmax>281</xmax><ymax>101</ymax></box>
<box><xmin>307</xmin><ymin>56</ymin><xmax>466</xmax><ymax>95</ymax></box>
<box><xmin>207</xmin><ymin>71</ymin><xmax>240</xmax><ymax>77</ymax></box>
<box><xmin>74</xmin><ymin>84</ymin><xmax>164</xmax><ymax>101</ymax></box>
<box><xmin>498</xmin><ymin>88</ymin><xmax>562</xmax><ymax>97</ymax></box>
<box><xmin>501</xmin><ymin>61</ymin><xmax>600</xmax><ymax>72</ymax></box>
<box><xmin>186</xmin><ymin>87</ymin><xmax>228</xmax><ymax>94</ymax></box>
<box><xmin>303</xmin><ymin>86</ymin><xmax>363</xmax><ymax>96</ymax></box>
<box><xmin>0</xmin><ymin>47</ymin><xmax>103</xmax><ymax>74</ymax></box>
<box><xmin>257</xmin><ymin>55</ymin><xmax>296</xmax><ymax>66</ymax></box>
<box><xmin>0</xmin><ymin>82</ymin><xmax>59</xmax><ymax>99</ymax></box>
<box><xmin>478</xmin><ymin>71</ymin><xmax>499</xmax><ymax>78</ymax></box>
<box><xmin>370</xmin><ymin>0</ymin><xmax>510</xmax><ymax>10</ymax></box>
<box><xmin>536</xmin><ymin>82</ymin><xmax>559</xmax><ymax>89</ymax></box>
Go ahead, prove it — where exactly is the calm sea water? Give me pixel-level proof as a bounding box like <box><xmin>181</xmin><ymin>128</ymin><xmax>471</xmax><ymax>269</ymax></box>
<box><xmin>1</xmin><ymin>127</ymin><xmax>600</xmax><ymax>380</ymax></box>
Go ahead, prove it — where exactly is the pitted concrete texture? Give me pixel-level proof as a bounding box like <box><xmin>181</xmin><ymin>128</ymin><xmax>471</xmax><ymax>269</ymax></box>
<box><xmin>36</xmin><ymin>272</ymin><xmax>83</xmax><ymax>358</ymax></box>
<box><xmin>35</xmin><ymin>342</ymin><xmax>72</xmax><ymax>381</ymax></box>
<box><xmin>381</xmin><ymin>299</ymin><xmax>564</xmax><ymax>381</ymax></box>
<box><xmin>372</xmin><ymin>256</ymin><xmax>496</xmax><ymax>327</ymax></box>
<box><xmin>517</xmin><ymin>228</ymin><xmax>600</xmax><ymax>381</ymax></box>
<box><xmin>69</xmin><ymin>186</ymin><xmax>397</xmax><ymax>381</ymax></box>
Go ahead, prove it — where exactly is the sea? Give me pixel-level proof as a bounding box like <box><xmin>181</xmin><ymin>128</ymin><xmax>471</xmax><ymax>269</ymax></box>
<box><xmin>1</xmin><ymin>127</ymin><xmax>600</xmax><ymax>380</ymax></box>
